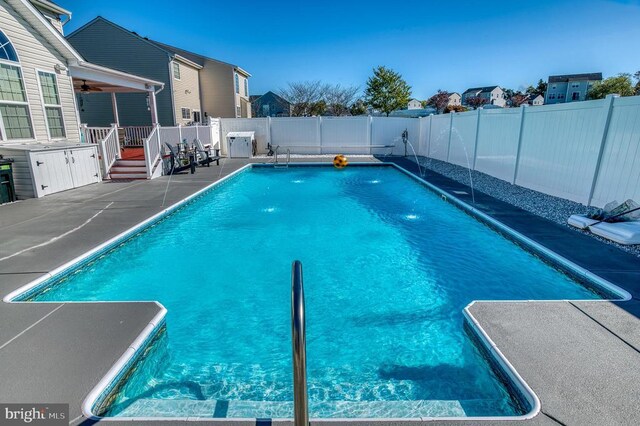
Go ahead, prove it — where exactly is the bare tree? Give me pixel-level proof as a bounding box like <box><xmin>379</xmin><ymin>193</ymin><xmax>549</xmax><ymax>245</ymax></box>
<box><xmin>279</xmin><ymin>81</ymin><xmax>328</xmax><ymax>116</ymax></box>
<box><xmin>510</xmin><ymin>93</ymin><xmax>529</xmax><ymax>107</ymax></box>
<box><xmin>324</xmin><ymin>84</ymin><xmax>359</xmax><ymax>116</ymax></box>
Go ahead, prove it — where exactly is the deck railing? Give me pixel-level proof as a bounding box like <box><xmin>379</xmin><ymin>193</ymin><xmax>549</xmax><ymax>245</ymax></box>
<box><xmin>98</xmin><ymin>125</ymin><xmax>120</xmax><ymax>179</ymax></box>
<box><xmin>84</xmin><ymin>126</ymin><xmax>111</xmax><ymax>145</ymax></box>
<box><xmin>123</xmin><ymin>126</ymin><xmax>154</xmax><ymax>146</ymax></box>
<box><xmin>143</xmin><ymin>125</ymin><xmax>162</xmax><ymax>179</ymax></box>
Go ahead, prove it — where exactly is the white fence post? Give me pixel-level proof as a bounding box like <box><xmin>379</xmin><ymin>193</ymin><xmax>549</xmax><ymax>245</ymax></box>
<box><xmin>512</xmin><ymin>104</ymin><xmax>528</xmax><ymax>184</ymax></box>
<box><xmin>178</xmin><ymin>124</ymin><xmax>182</xmax><ymax>143</ymax></box>
<box><xmin>368</xmin><ymin>115</ymin><xmax>373</xmax><ymax>155</ymax></box>
<box><xmin>446</xmin><ymin>112</ymin><xmax>454</xmax><ymax>162</ymax></box>
<box><xmin>427</xmin><ymin>114</ymin><xmax>434</xmax><ymax>157</ymax></box>
<box><xmin>318</xmin><ymin>116</ymin><xmax>323</xmax><ymax>154</ymax></box>
<box><xmin>472</xmin><ymin>108</ymin><xmax>481</xmax><ymax>170</ymax></box>
<box><xmin>586</xmin><ymin>94</ymin><xmax>619</xmax><ymax>206</ymax></box>
<box><xmin>195</xmin><ymin>123</ymin><xmax>199</xmax><ymax>141</ymax></box>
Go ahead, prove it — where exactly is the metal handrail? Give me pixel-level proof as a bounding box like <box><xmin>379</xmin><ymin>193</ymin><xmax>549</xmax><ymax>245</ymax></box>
<box><xmin>274</xmin><ymin>145</ymin><xmax>280</xmax><ymax>164</ymax></box>
<box><xmin>291</xmin><ymin>260</ymin><xmax>309</xmax><ymax>426</ymax></box>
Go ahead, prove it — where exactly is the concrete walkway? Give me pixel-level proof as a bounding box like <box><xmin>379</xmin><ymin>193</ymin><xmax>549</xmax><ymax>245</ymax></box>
<box><xmin>0</xmin><ymin>156</ymin><xmax>639</xmax><ymax>425</ymax></box>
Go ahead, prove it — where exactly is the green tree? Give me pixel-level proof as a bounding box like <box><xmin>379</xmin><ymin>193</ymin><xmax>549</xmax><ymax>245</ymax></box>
<box><xmin>526</xmin><ymin>79</ymin><xmax>547</xmax><ymax>96</ymax></box>
<box><xmin>349</xmin><ymin>99</ymin><xmax>368</xmax><ymax>116</ymax></box>
<box><xmin>634</xmin><ymin>71</ymin><xmax>640</xmax><ymax>95</ymax></box>
<box><xmin>364</xmin><ymin>66</ymin><xmax>411</xmax><ymax>116</ymax></box>
<box><xmin>588</xmin><ymin>74</ymin><xmax>636</xmax><ymax>99</ymax></box>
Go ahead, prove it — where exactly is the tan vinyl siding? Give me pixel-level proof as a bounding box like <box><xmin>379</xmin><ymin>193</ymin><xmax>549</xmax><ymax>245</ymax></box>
<box><xmin>0</xmin><ymin>147</ymin><xmax>34</xmax><ymax>198</ymax></box>
<box><xmin>0</xmin><ymin>1</ymin><xmax>80</xmax><ymax>144</ymax></box>
<box><xmin>171</xmin><ymin>60</ymin><xmax>200</xmax><ymax>125</ymax></box>
<box><xmin>198</xmin><ymin>59</ymin><xmax>236</xmax><ymax>118</ymax></box>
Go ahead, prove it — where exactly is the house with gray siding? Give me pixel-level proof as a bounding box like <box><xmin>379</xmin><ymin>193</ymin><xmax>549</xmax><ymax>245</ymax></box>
<box><xmin>67</xmin><ymin>16</ymin><xmax>251</xmax><ymax>126</ymax></box>
<box><xmin>251</xmin><ymin>91</ymin><xmax>291</xmax><ymax>117</ymax></box>
<box><xmin>545</xmin><ymin>73</ymin><xmax>602</xmax><ymax>104</ymax></box>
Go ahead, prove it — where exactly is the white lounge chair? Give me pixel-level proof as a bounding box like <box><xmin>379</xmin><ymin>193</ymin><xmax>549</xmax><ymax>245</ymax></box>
<box><xmin>568</xmin><ymin>214</ymin><xmax>600</xmax><ymax>230</ymax></box>
<box><xmin>589</xmin><ymin>221</ymin><xmax>640</xmax><ymax>245</ymax></box>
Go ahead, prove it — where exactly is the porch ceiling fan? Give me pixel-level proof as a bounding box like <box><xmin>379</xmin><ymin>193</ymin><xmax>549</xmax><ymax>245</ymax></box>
<box><xmin>80</xmin><ymin>80</ymin><xmax>102</xmax><ymax>92</ymax></box>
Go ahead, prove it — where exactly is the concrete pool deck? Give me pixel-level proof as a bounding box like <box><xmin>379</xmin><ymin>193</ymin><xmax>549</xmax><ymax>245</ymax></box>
<box><xmin>0</xmin><ymin>156</ymin><xmax>638</xmax><ymax>425</ymax></box>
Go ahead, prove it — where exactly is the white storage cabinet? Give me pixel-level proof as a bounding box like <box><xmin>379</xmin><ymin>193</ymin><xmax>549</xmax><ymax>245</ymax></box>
<box><xmin>226</xmin><ymin>131</ymin><xmax>255</xmax><ymax>158</ymax></box>
<box><xmin>0</xmin><ymin>144</ymin><xmax>101</xmax><ymax>198</ymax></box>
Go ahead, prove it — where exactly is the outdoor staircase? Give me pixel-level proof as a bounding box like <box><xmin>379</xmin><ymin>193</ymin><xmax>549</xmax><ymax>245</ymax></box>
<box><xmin>109</xmin><ymin>158</ymin><xmax>147</xmax><ymax>180</ymax></box>
<box><xmin>107</xmin><ymin>147</ymin><xmax>149</xmax><ymax>180</ymax></box>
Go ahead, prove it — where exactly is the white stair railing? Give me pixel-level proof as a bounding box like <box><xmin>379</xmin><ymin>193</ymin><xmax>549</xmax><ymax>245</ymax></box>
<box><xmin>143</xmin><ymin>124</ymin><xmax>162</xmax><ymax>179</ymax></box>
<box><xmin>85</xmin><ymin>126</ymin><xmax>112</xmax><ymax>145</ymax></box>
<box><xmin>98</xmin><ymin>125</ymin><xmax>120</xmax><ymax>178</ymax></box>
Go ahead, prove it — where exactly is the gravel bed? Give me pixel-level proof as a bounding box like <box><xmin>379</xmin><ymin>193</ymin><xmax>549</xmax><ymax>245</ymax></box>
<box><xmin>411</xmin><ymin>156</ymin><xmax>640</xmax><ymax>258</ymax></box>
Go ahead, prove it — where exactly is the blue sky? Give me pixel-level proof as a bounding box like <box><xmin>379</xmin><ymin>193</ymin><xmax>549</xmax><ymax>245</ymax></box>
<box><xmin>62</xmin><ymin>0</ymin><xmax>640</xmax><ymax>99</ymax></box>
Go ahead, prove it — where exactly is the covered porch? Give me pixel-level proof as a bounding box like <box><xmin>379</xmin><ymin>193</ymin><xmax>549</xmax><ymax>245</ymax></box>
<box><xmin>69</xmin><ymin>61</ymin><xmax>165</xmax><ymax>180</ymax></box>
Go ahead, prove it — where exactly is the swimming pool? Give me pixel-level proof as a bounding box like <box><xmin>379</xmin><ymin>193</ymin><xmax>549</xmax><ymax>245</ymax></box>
<box><xmin>15</xmin><ymin>164</ymin><xmax>623</xmax><ymax>419</ymax></box>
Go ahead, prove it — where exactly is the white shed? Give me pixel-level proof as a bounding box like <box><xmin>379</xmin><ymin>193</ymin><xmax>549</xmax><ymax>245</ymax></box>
<box><xmin>0</xmin><ymin>144</ymin><xmax>101</xmax><ymax>198</ymax></box>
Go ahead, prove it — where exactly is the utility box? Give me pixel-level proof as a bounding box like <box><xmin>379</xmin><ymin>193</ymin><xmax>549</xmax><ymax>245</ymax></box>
<box><xmin>0</xmin><ymin>157</ymin><xmax>16</xmax><ymax>204</ymax></box>
<box><xmin>226</xmin><ymin>132</ymin><xmax>255</xmax><ymax>158</ymax></box>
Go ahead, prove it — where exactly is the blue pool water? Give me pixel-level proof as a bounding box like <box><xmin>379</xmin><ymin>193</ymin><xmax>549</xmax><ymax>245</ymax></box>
<box><xmin>31</xmin><ymin>165</ymin><xmax>606</xmax><ymax>418</ymax></box>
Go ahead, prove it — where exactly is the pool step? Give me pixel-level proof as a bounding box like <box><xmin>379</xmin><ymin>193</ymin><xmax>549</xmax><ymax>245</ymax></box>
<box><xmin>115</xmin><ymin>398</ymin><xmax>466</xmax><ymax>418</ymax></box>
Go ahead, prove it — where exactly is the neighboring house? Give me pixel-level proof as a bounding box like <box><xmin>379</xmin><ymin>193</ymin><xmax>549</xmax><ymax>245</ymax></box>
<box><xmin>448</xmin><ymin>92</ymin><xmax>461</xmax><ymax>106</ymax></box>
<box><xmin>545</xmin><ymin>73</ymin><xmax>602</xmax><ymax>104</ymax></box>
<box><xmin>66</xmin><ymin>16</ymin><xmax>251</xmax><ymax>126</ymax></box>
<box><xmin>462</xmin><ymin>86</ymin><xmax>506</xmax><ymax>107</ymax></box>
<box><xmin>150</xmin><ymin>39</ymin><xmax>251</xmax><ymax>120</ymax></box>
<box><xmin>251</xmin><ymin>91</ymin><xmax>292</xmax><ymax>117</ymax></box>
<box><xmin>407</xmin><ymin>98</ymin><xmax>422</xmax><ymax>110</ymax></box>
<box><xmin>0</xmin><ymin>0</ymin><xmax>162</xmax><ymax>199</ymax></box>
<box><xmin>527</xmin><ymin>94</ymin><xmax>544</xmax><ymax>106</ymax></box>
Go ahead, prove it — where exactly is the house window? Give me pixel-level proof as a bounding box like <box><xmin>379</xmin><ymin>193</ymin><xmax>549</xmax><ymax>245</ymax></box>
<box><xmin>0</xmin><ymin>63</ymin><xmax>34</xmax><ymax>140</ymax></box>
<box><xmin>244</xmin><ymin>79</ymin><xmax>248</xmax><ymax>96</ymax></box>
<box><xmin>38</xmin><ymin>71</ymin><xmax>65</xmax><ymax>138</ymax></box>
<box><xmin>236</xmin><ymin>105</ymin><xmax>241</xmax><ymax>117</ymax></box>
<box><xmin>262</xmin><ymin>104</ymin><xmax>270</xmax><ymax>116</ymax></box>
<box><xmin>173</xmin><ymin>62</ymin><xmax>181</xmax><ymax>80</ymax></box>
<box><xmin>235</xmin><ymin>73</ymin><xmax>239</xmax><ymax>94</ymax></box>
<box><xmin>193</xmin><ymin>110</ymin><xmax>200</xmax><ymax>123</ymax></box>
<box><xmin>572</xmin><ymin>92</ymin><xmax>580</xmax><ymax>101</ymax></box>
<box><xmin>181</xmin><ymin>107</ymin><xmax>190</xmax><ymax>119</ymax></box>
<box><xmin>0</xmin><ymin>31</ymin><xmax>18</xmax><ymax>62</ymax></box>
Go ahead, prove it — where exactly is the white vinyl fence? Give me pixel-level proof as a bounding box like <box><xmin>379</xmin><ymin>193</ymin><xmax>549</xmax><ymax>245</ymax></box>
<box><xmin>212</xmin><ymin>94</ymin><xmax>640</xmax><ymax>207</ymax></box>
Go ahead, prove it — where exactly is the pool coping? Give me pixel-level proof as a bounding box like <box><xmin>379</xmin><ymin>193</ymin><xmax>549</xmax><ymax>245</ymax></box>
<box><xmin>1</xmin><ymin>161</ymin><xmax>633</xmax><ymax>423</ymax></box>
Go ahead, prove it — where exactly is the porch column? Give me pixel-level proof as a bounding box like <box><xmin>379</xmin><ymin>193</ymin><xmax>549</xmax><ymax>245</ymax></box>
<box><xmin>149</xmin><ymin>90</ymin><xmax>158</xmax><ymax>125</ymax></box>
<box><xmin>111</xmin><ymin>93</ymin><xmax>120</xmax><ymax>127</ymax></box>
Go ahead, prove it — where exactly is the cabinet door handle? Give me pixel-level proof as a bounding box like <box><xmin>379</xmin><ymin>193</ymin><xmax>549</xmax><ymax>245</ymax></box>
<box><xmin>65</xmin><ymin>157</ymin><xmax>69</xmax><ymax>164</ymax></box>
<box><xmin>72</xmin><ymin>157</ymin><xmax>75</xmax><ymax>163</ymax></box>
<box><xmin>36</xmin><ymin>160</ymin><xmax>44</xmax><ymax>166</ymax></box>
<box><xmin>41</xmin><ymin>184</ymin><xmax>48</xmax><ymax>190</ymax></box>
<box><xmin>91</xmin><ymin>153</ymin><xmax>96</xmax><ymax>158</ymax></box>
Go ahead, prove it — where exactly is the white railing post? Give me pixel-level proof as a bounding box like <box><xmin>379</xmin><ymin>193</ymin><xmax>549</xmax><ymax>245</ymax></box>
<box><xmin>472</xmin><ymin>108</ymin><xmax>482</xmax><ymax>170</ymax></box>
<box><xmin>512</xmin><ymin>104</ymin><xmax>529</xmax><ymax>184</ymax></box>
<box><xmin>195</xmin><ymin>123</ymin><xmax>199</xmax><ymax>141</ymax></box>
<box><xmin>111</xmin><ymin>123</ymin><xmax>121</xmax><ymax>159</ymax></box>
<box><xmin>586</xmin><ymin>94</ymin><xmax>618</xmax><ymax>206</ymax></box>
<box><xmin>178</xmin><ymin>124</ymin><xmax>183</xmax><ymax>144</ymax></box>
<box><xmin>80</xmin><ymin>123</ymin><xmax>88</xmax><ymax>144</ymax></box>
